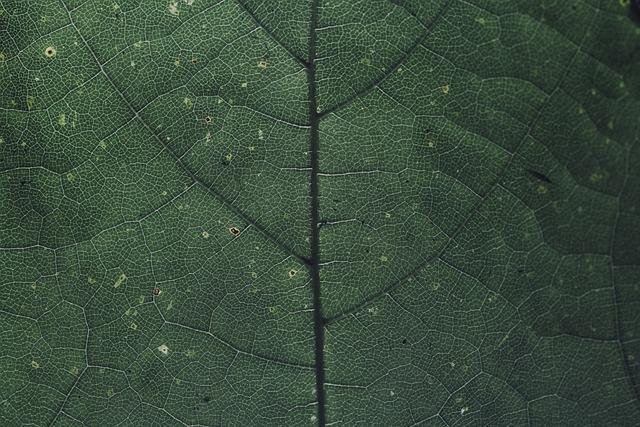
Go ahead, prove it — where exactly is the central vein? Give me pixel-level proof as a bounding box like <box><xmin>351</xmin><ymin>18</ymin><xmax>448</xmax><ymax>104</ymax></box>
<box><xmin>306</xmin><ymin>0</ymin><xmax>326</xmax><ymax>425</ymax></box>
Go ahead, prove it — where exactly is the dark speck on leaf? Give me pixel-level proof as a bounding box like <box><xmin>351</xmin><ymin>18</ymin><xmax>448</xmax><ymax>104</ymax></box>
<box><xmin>202</xmin><ymin>395</ymin><xmax>211</xmax><ymax>403</ymax></box>
<box><xmin>526</xmin><ymin>169</ymin><xmax>552</xmax><ymax>184</ymax></box>
<box><xmin>402</xmin><ymin>338</ymin><xmax>408</xmax><ymax>345</ymax></box>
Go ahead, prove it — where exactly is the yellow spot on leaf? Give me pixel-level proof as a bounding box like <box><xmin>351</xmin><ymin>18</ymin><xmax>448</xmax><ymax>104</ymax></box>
<box><xmin>57</xmin><ymin>113</ymin><xmax>66</xmax><ymax>127</ymax></box>
<box><xmin>440</xmin><ymin>85</ymin><xmax>450</xmax><ymax>94</ymax></box>
<box><xmin>257</xmin><ymin>60</ymin><xmax>268</xmax><ymax>69</ymax></box>
<box><xmin>201</xmin><ymin>231</ymin><xmax>210</xmax><ymax>239</ymax></box>
<box><xmin>31</xmin><ymin>360</ymin><xmax>40</xmax><ymax>369</ymax></box>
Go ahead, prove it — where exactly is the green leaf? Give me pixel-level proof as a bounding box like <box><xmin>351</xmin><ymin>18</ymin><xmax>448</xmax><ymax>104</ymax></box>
<box><xmin>1</xmin><ymin>0</ymin><xmax>639</xmax><ymax>425</ymax></box>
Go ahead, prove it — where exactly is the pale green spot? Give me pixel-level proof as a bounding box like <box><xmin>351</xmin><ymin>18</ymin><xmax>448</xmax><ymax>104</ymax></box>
<box><xmin>31</xmin><ymin>360</ymin><xmax>40</xmax><ymax>369</ymax></box>
<box><xmin>114</xmin><ymin>273</ymin><xmax>127</xmax><ymax>288</ymax></box>
<box><xmin>26</xmin><ymin>95</ymin><xmax>36</xmax><ymax>111</ymax></box>
<box><xmin>57</xmin><ymin>113</ymin><xmax>66</xmax><ymax>127</ymax></box>
<box><xmin>590</xmin><ymin>172</ymin><xmax>605</xmax><ymax>183</ymax></box>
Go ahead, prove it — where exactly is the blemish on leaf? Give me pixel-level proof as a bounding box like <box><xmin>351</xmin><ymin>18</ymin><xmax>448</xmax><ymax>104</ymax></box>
<box><xmin>526</xmin><ymin>169</ymin><xmax>552</xmax><ymax>184</ymax></box>
<box><xmin>66</xmin><ymin>172</ymin><xmax>76</xmax><ymax>182</ymax></box>
<box><xmin>70</xmin><ymin>366</ymin><xmax>79</xmax><ymax>375</ymax></box>
<box><xmin>31</xmin><ymin>360</ymin><xmax>40</xmax><ymax>369</ymax></box>
<box><xmin>26</xmin><ymin>95</ymin><xmax>36</xmax><ymax>111</ymax></box>
<box><xmin>129</xmin><ymin>322</ymin><xmax>137</xmax><ymax>330</ymax></box>
<box><xmin>268</xmin><ymin>306</ymin><xmax>278</xmax><ymax>315</ymax></box>
<box><xmin>157</xmin><ymin>343</ymin><xmax>170</xmax><ymax>355</ymax></box>
<box><xmin>257</xmin><ymin>59</ymin><xmax>268</xmax><ymax>69</ymax></box>
<box><xmin>229</xmin><ymin>226</ymin><xmax>240</xmax><ymax>236</ymax></box>
<box><xmin>590</xmin><ymin>172</ymin><xmax>605</xmax><ymax>183</ymax></box>
<box><xmin>152</xmin><ymin>287</ymin><xmax>161</xmax><ymax>296</ymax></box>
<box><xmin>107</xmin><ymin>387</ymin><xmax>115</xmax><ymax>398</ymax></box>
<box><xmin>379</xmin><ymin>255</ymin><xmax>388</xmax><ymax>262</ymax></box>
<box><xmin>57</xmin><ymin>113</ymin><xmax>66</xmax><ymax>127</ymax></box>
<box><xmin>169</xmin><ymin>1</ymin><xmax>179</xmax><ymax>15</ymax></box>
<box><xmin>288</xmin><ymin>269</ymin><xmax>298</xmax><ymax>278</ymax></box>
<box><xmin>204</xmin><ymin>115</ymin><xmax>212</xmax><ymax>124</ymax></box>
<box><xmin>114</xmin><ymin>273</ymin><xmax>127</xmax><ymax>288</ymax></box>
<box><xmin>44</xmin><ymin>46</ymin><xmax>56</xmax><ymax>58</ymax></box>
<box><xmin>258</xmin><ymin>129</ymin><xmax>264</xmax><ymax>140</ymax></box>
<box><xmin>201</xmin><ymin>230</ymin><xmax>210</xmax><ymax>239</ymax></box>
<box><xmin>183</xmin><ymin>97</ymin><xmax>193</xmax><ymax>109</ymax></box>
<box><xmin>440</xmin><ymin>84</ymin><xmax>450</xmax><ymax>94</ymax></box>
<box><xmin>241</xmin><ymin>82</ymin><xmax>248</xmax><ymax>88</ymax></box>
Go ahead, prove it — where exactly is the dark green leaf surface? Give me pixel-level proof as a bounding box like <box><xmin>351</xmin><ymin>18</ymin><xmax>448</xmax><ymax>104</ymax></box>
<box><xmin>1</xmin><ymin>0</ymin><xmax>639</xmax><ymax>425</ymax></box>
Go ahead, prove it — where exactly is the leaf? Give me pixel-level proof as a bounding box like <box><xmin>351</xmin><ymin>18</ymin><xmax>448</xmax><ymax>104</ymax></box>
<box><xmin>0</xmin><ymin>0</ymin><xmax>639</xmax><ymax>425</ymax></box>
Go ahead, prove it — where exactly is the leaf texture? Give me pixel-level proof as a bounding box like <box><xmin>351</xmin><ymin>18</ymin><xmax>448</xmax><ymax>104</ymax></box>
<box><xmin>0</xmin><ymin>0</ymin><xmax>639</xmax><ymax>425</ymax></box>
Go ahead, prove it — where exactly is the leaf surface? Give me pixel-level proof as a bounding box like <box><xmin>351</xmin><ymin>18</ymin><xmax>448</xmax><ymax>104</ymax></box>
<box><xmin>1</xmin><ymin>0</ymin><xmax>639</xmax><ymax>425</ymax></box>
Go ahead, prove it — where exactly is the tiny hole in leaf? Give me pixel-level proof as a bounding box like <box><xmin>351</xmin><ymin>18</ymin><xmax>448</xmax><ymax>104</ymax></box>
<box><xmin>44</xmin><ymin>46</ymin><xmax>56</xmax><ymax>58</ymax></box>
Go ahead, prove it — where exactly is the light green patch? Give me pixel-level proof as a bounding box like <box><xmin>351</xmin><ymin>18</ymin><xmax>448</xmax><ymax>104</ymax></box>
<box><xmin>26</xmin><ymin>95</ymin><xmax>36</xmax><ymax>110</ymax></box>
<box><xmin>113</xmin><ymin>273</ymin><xmax>127</xmax><ymax>288</ymax></box>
